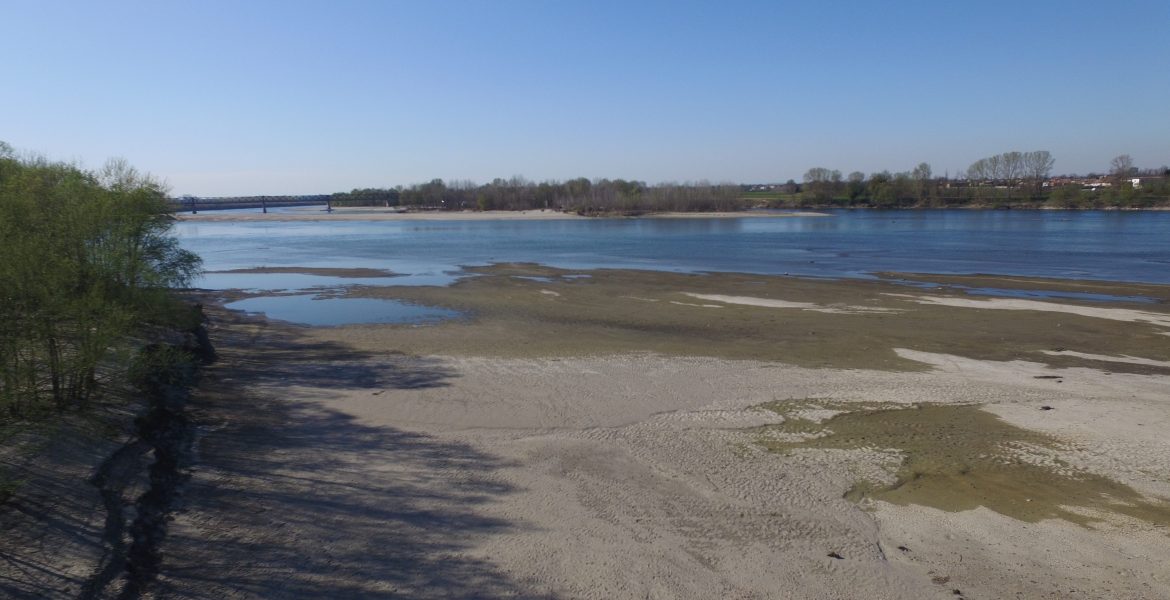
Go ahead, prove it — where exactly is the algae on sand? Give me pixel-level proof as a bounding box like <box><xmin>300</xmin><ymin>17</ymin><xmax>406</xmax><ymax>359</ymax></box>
<box><xmin>757</xmin><ymin>402</ymin><xmax>1170</xmax><ymax>527</ymax></box>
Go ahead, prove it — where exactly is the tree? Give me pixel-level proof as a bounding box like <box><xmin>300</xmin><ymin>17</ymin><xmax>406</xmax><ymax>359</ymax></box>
<box><xmin>803</xmin><ymin>168</ymin><xmax>842</xmax><ymax>204</ymax></box>
<box><xmin>966</xmin><ymin>158</ymin><xmax>989</xmax><ymax>181</ymax></box>
<box><xmin>0</xmin><ymin>147</ymin><xmax>200</xmax><ymax>415</ymax></box>
<box><xmin>1001</xmin><ymin>152</ymin><xmax>1024</xmax><ymax>201</ymax></box>
<box><xmin>968</xmin><ymin>151</ymin><xmax>1039</xmax><ymax>203</ymax></box>
<box><xmin>912</xmin><ymin>162</ymin><xmax>932</xmax><ymax>204</ymax></box>
<box><xmin>1023</xmin><ymin>151</ymin><xmax>1055</xmax><ymax>198</ymax></box>
<box><xmin>1110</xmin><ymin>154</ymin><xmax>1135</xmax><ymax>181</ymax></box>
<box><xmin>845</xmin><ymin>171</ymin><xmax>866</xmax><ymax>202</ymax></box>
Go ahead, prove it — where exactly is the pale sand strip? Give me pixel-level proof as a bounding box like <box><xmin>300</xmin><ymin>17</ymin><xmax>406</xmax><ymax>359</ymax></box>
<box><xmin>885</xmin><ymin>294</ymin><xmax>1170</xmax><ymax>329</ymax></box>
<box><xmin>652</xmin><ymin>210</ymin><xmax>830</xmax><ymax>219</ymax></box>
<box><xmin>1043</xmin><ymin>350</ymin><xmax>1170</xmax><ymax>368</ymax></box>
<box><xmin>682</xmin><ymin>292</ymin><xmax>899</xmax><ymax>314</ymax></box>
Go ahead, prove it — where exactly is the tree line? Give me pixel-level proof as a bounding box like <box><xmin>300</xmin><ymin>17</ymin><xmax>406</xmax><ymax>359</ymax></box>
<box><xmin>332</xmin><ymin>155</ymin><xmax>1168</xmax><ymax>214</ymax></box>
<box><xmin>789</xmin><ymin>151</ymin><xmax>1170</xmax><ymax>209</ymax></box>
<box><xmin>0</xmin><ymin>142</ymin><xmax>201</xmax><ymax>419</ymax></box>
<box><xmin>332</xmin><ymin>177</ymin><xmax>747</xmax><ymax>214</ymax></box>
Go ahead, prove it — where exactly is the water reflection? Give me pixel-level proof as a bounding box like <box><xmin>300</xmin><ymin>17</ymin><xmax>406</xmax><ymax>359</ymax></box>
<box><xmin>225</xmin><ymin>295</ymin><xmax>463</xmax><ymax>327</ymax></box>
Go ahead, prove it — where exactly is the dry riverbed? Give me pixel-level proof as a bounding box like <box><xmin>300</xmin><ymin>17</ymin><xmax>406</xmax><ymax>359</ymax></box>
<box><xmin>147</xmin><ymin>268</ymin><xmax>1170</xmax><ymax>597</ymax></box>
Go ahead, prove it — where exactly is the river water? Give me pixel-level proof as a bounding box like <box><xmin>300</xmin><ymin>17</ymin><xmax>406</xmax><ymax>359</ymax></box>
<box><xmin>177</xmin><ymin>210</ymin><xmax>1170</xmax><ymax>288</ymax></box>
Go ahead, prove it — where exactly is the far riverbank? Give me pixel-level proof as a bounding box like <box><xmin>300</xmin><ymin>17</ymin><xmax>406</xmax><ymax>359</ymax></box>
<box><xmin>175</xmin><ymin>207</ymin><xmax>830</xmax><ymax>222</ymax></box>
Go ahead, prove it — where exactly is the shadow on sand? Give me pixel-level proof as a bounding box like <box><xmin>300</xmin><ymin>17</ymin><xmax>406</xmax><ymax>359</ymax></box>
<box><xmin>151</xmin><ymin>312</ymin><xmax>553</xmax><ymax>599</ymax></box>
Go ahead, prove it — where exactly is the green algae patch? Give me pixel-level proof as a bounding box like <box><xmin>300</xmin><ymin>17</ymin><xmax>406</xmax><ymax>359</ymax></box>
<box><xmin>323</xmin><ymin>264</ymin><xmax>1170</xmax><ymax>372</ymax></box>
<box><xmin>757</xmin><ymin>402</ymin><xmax>1170</xmax><ymax>527</ymax></box>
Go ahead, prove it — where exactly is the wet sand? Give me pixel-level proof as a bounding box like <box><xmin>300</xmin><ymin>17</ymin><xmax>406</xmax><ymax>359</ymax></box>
<box><xmin>155</xmin><ymin>269</ymin><xmax>1170</xmax><ymax>599</ymax></box>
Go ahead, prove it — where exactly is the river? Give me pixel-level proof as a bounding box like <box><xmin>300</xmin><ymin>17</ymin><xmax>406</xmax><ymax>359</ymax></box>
<box><xmin>177</xmin><ymin>210</ymin><xmax>1170</xmax><ymax>290</ymax></box>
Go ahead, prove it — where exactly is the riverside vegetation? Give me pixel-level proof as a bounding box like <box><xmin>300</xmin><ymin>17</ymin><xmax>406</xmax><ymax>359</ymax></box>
<box><xmin>327</xmin><ymin>151</ymin><xmax>1170</xmax><ymax>213</ymax></box>
<box><xmin>0</xmin><ymin>142</ymin><xmax>202</xmax><ymax>498</ymax></box>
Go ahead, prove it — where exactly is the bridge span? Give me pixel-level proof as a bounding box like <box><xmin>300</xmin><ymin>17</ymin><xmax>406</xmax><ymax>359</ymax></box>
<box><xmin>168</xmin><ymin>195</ymin><xmax>332</xmax><ymax>213</ymax></box>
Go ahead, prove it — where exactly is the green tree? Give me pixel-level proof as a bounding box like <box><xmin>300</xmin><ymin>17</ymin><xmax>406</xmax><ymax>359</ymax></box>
<box><xmin>802</xmin><ymin>167</ymin><xmax>842</xmax><ymax>204</ymax></box>
<box><xmin>0</xmin><ymin>146</ymin><xmax>200</xmax><ymax>416</ymax></box>
<box><xmin>912</xmin><ymin>162</ymin><xmax>932</xmax><ymax>205</ymax></box>
<box><xmin>845</xmin><ymin>171</ymin><xmax>866</xmax><ymax>203</ymax></box>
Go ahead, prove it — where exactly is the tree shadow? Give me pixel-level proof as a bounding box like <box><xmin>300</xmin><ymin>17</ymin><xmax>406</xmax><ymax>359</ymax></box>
<box><xmin>206</xmin><ymin>312</ymin><xmax>457</xmax><ymax>392</ymax></box>
<box><xmin>0</xmin><ymin>418</ymin><xmax>143</xmax><ymax>600</ymax></box>
<box><xmin>153</xmin><ymin>311</ymin><xmax>552</xmax><ymax>599</ymax></box>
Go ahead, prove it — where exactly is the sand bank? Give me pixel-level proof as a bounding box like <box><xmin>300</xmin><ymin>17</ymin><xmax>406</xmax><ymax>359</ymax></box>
<box><xmin>146</xmin><ymin>285</ymin><xmax>1170</xmax><ymax>599</ymax></box>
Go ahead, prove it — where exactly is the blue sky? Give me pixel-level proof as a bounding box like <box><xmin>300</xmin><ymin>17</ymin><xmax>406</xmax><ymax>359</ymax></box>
<box><xmin>3</xmin><ymin>1</ymin><xmax>1168</xmax><ymax>195</ymax></box>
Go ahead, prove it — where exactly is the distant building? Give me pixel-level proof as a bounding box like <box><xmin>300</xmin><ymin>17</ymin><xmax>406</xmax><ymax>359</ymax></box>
<box><xmin>1131</xmin><ymin>176</ymin><xmax>1165</xmax><ymax>189</ymax></box>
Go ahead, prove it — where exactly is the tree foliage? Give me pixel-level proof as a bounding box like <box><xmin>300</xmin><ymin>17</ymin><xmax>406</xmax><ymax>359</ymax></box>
<box><xmin>381</xmin><ymin>177</ymin><xmax>746</xmax><ymax>214</ymax></box>
<box><xmin>0</xmin><ymin>146</ymin><xmax>200</xmax><ymax>417</ymax></box>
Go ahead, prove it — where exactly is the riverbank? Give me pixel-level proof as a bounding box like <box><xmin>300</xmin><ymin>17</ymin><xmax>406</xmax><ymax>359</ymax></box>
<box><xmin>149</xmin><ymin>270</ymin><xmax>1170</xmax><ymax>599</ymax></box>
<box><xmin>175</xmin><ymin>207</ymin><xmax>830</xmax><ymax>222</ymax></box>
<box><xmin>173</xmin><ymin>204</ymin><xmax>1170</xmax><ymax>222</ymax></box>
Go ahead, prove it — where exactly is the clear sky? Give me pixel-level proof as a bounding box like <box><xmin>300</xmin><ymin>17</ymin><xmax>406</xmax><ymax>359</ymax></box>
<box><xmin>3</xmin><ymin>0</ymin><xmax>1168</xmax><ymax>196</ymax></box>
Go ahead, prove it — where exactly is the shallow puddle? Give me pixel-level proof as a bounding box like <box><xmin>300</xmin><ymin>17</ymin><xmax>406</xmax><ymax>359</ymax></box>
<box><xmin>758</xmin><ymin>402</ymin><xmax>1170</xmax><ymax>526</ymax></box>
<box><xmin>226</xmin><ymin>294</ymin><xmax>463</xmax><ymax>327</ymax></box>
<box><xmin>198</xmin><ymin>271</ymin><xmax>457</xmax><ymax>291</ymax></box>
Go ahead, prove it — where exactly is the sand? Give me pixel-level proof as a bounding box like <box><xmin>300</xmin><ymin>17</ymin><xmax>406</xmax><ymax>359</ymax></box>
<box><xmin>682</xmin><ymin>293</ymin><xmax>900</xmax><ymax>314</ymax></box>
<box><xmin>888</xmin><ymin>294</ymin><xmax>1170</xmax><ymax>330</ymax></box>
<box><xmin>150</xmin><ymin>302</ymin><xmax>1170</xmax><ymax>599</ymax></box>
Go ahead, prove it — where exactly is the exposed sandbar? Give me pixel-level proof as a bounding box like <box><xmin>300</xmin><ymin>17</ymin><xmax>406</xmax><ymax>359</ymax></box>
<box><xmin>154</xmin><ymin>299</ymin><xmax>1170</xmax><ymax>599</ymax></box>
<box><xmin>326</xmin><ymin>264</ymin><xmax>1170</xmax><ymax>374</ymax></box>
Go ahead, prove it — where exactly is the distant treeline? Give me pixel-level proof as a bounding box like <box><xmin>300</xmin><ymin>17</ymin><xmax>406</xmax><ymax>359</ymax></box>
<box><xmin>332</xmin><ymin>177</ymin><xmax>746</xmax><ymax>214</ymax></box>
<box><xmin>0</xmin><ymin>142</ymin><xmax>201</xmax><ymax>419</ymax></box>
<box><xmin>783</xmin><ymin>151</ymin><xmax>1170</xmax><ymax>209</ymax></box>
<box><xmin>332</xmin><ymin>152</ymin><xmax>1170</xmax><ymax>213</ymax></box>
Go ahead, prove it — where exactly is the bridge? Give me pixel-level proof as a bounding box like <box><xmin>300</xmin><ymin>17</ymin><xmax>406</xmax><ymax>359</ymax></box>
<box><xmin>168</xmin><ymin>195</ymin><xmax>333</xmax><ymax>213</ymax></box>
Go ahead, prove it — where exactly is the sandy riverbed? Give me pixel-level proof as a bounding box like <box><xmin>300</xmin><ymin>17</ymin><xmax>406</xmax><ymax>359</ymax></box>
<box><xmin>147</xmin><ymin>270</ymin><xmax>1170</xmax><ymax>599</ymax></box>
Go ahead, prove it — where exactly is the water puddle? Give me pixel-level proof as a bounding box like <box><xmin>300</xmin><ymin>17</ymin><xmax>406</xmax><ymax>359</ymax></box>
<box><xmin>756</xmin><ymin>401</ymin><xmax>1170</xmax><ymax>526</ymax></box>
<box><xmin>197</xmin><ymin>271</ymin><xmax>461</xmax><ymax>291</ymax></box>
<box><xmin>225</xmin><ymin>294</ymin><xmax>463</xmax><ymax>327</ymax></box>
